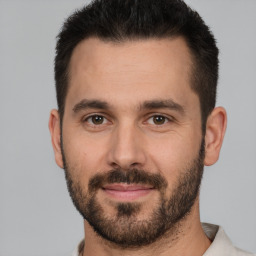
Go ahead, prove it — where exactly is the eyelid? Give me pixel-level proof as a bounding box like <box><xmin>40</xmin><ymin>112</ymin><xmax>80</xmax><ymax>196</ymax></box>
<box><xmin>145</xmin><ymin>113</ymin><xmax>175</xmax><ymax>123</ymax></box>
<box><xmin>86</xmin><ymin>116</ymin><xmax>107</xmax><ymax>125</ymax></box>
<box><xmin>148</xmin><ymin>116</ymin><xmax>167</xmax><ymax>125</ymax></box>
<box><xmin>82</xmin><ymin>112</ymin><xmax>111</xmax><ymax>125</ymax></box>
<box><xmin>81</xmin><ymin>112</ymin><xmax>175</xmax><ymax>126</ymax></box>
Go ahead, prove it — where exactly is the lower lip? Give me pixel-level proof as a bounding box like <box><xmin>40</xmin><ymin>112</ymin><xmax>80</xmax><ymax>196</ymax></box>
<box><xmin>102</xmin><ymin>188</ymin><xmax>154</xmax><ymax>201</ymax></box>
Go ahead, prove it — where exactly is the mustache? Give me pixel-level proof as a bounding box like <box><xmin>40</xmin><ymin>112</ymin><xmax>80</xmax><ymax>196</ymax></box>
<box><xmin>88</xmin><ymin>168</ymin><xmax>168</xmax><ymax>193</ymax></box>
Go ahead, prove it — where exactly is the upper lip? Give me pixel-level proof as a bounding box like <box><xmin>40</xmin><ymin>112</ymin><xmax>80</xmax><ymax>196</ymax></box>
<box><xmin>102</xmin><ymin>184</ymin><xmax>154</xmax><ymax>191</ymax></box>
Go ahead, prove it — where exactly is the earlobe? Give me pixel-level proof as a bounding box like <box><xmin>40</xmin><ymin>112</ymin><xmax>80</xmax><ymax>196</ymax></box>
<box><xmin>48</xmin><ymin>109</ymin><xmax>64</xmax><ymax>168</ymax></box>
<box><xmin>204</xmin><ymin>107</ymin><xmax>227</xmax><ymax>166</ymax></box>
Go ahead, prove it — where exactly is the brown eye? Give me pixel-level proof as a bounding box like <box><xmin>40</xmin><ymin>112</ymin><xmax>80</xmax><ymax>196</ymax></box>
<box><xmin>147</xmin><ymin>115</ymin><xmax>168</xmax><ymax>125</ymax></box>
<box><xmin>153</xmin><ymin>116</ymin><xmax>166</xmax><ymax>125</ymax></box>
<box><xmin>87</xmin><ymin>115</ymin><xmax>106</xmax><ymax>125</ymax></box>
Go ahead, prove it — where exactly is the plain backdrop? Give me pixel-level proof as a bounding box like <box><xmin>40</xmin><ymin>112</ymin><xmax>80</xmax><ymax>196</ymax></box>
<box><xmin>0</xmin><ymin>0</ymin><xmax>255</xmax><ymax>255</ymax></box>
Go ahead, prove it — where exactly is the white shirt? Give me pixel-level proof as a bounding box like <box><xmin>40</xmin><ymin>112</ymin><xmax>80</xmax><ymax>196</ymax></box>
<box><xmin>72</xmin><ymin>223</ymin><xmax>255</xmax><ymax>256</ymax></box>
<box><xmin>202</xmin><ymin>223</ymin><xmax>255</xmax><ymax>256</ymax></box>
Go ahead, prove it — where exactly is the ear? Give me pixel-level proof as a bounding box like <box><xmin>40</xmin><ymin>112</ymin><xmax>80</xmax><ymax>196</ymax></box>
<box><xmin>204</xmin><ymin>107</ymin><xmax>227</xmax><ymax>166</ymax></box>
<box><xmin>49</xmin><ymin>109</ymin><xmax>64</xmax><ymax>168</ymax></box>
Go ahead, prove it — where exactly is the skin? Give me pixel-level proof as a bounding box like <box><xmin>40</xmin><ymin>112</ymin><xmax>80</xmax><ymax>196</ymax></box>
<box><xmin>49</xmin><ymin>37</ymin><xmax>227</xmax><ymax>256</ymax></box>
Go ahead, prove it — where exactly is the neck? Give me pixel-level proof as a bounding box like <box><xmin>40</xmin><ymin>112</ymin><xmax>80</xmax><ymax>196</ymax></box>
<box><xmin>81</xmin><ymin>199</ymin><xmax>211</xmax><ymax>256</ymax></box>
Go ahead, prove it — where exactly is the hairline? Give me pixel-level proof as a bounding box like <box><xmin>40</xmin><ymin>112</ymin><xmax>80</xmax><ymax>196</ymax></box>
<box><xmin>60</xmin><ymin>35</ymin><xmax>207</xmax><ymax>133</ymax></box>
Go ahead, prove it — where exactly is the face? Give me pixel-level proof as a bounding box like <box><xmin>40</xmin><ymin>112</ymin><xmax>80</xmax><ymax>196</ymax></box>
<box><xmin>59</xmin><ymin>37</ymin><xmax>205</xmax><ymax>247</ymax></box>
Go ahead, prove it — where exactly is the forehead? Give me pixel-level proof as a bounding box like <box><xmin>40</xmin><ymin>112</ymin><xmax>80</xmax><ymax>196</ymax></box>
<box><xmin>67</xmin><ymin>37</ymin><xmax>197</xmax><ymax>109</ymax></box>
<box><xmin>69</xmin><ymin>37</ymin><xmax>192</xmax><ymax>79</ymax></box>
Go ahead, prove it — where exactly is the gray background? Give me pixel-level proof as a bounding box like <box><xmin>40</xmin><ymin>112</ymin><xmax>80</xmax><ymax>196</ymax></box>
<box><xmin>0</xmin><ymin>0</ymin><xmax>255</xmax><ymax>255</ymax></box>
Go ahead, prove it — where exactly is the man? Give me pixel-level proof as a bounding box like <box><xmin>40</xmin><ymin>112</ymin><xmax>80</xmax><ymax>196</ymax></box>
<box><xmin>49</xmin><ymin>0</ymin><xmax>255</xmax><ymax>255</ymax></box>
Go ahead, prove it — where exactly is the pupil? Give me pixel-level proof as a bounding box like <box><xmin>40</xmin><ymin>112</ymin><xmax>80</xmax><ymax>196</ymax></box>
<box><xmin>93</xmin><ymin>116</ymin><xmax>103</xmax><ymax>124</ymax></box>
<box><xmin>154</xmin><ymin>116</ymin><xmax>165</xmax><ymax>125</ymax></box>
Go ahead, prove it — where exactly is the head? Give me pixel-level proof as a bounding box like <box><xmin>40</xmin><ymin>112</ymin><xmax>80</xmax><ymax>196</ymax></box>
<box><xmin>50</xmin><ymin>0</ymin><xmax>226</xmax><ymax>249</ymax></box>
<box><xmin>55</xmin><ymin>0</ymin><xmax>219</xmax><ymax>131</ymax></box>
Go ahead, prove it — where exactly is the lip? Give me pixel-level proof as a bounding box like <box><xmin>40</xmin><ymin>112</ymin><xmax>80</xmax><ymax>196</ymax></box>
<box><xmin>102</xmin><ymin>183</ymin><xmax>154</xmax><ymax>201</ymax></box>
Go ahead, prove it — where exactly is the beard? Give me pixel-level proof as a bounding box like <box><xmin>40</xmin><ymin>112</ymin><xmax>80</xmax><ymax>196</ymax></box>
<box><xmin>62</xmin><ymin>140</ymin><xmax>205</xmax><ymax>248</ymax></box>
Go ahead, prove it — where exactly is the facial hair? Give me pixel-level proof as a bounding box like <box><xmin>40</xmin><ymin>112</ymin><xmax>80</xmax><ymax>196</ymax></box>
<box><xmin>62</xmin><ymin>140</ymin><xmax>205</xmax><ymax>248</ymax></box>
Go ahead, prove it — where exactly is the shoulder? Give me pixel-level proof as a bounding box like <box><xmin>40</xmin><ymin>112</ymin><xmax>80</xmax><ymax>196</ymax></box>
<box><xmin>202</xmin><ymin>223</ymin><xmax>255</xmax><ymax>256</ymax></box>
<box><xmin>71</xmin><ymin>239</ymin><xmax>84</xmax><ymax>256</ymax></box>
<box><xmin>234</xmin><ymin>247</ymin><xmax>256</xmax><ymax>256</ymax></box>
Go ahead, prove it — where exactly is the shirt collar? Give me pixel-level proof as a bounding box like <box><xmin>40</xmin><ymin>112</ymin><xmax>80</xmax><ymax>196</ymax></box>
<box><xmin>72</xmin><ymin>223</ymin><xmax>249</xmax><ymax>256</ymax></box>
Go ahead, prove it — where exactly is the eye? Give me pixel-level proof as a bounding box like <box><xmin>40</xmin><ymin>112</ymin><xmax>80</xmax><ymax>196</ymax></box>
<box><xmin>147</xmin><ymin>115</ymin><xmax>169</xmax><ymax>125</ymax></box>
<box><xmin>85</xmin><ymin>115</ymin><xmax>107</xmax><ymax>125</ymax></box>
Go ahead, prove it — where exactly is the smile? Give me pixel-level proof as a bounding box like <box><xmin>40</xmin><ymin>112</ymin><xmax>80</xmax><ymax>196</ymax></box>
<box><xmin>102</xmin><ymin>183</ymin><xmax>154</xmax><ymax>201</ymax></box>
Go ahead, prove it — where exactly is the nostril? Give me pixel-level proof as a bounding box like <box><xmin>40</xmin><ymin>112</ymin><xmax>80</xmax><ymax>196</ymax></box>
<box><xmin>131</xmin><ymin>162</ymin><xmax>139</xmax><ymax>167</ymax></box>
<box><xmin>110</xmin><ymin>162</ymin><xmax>120</xmax><ymax>169</ymax></box>
<box><xmin>109</xmin><ymin>161</ymin><xmax>141</xmax><ymax>171</ymax></box>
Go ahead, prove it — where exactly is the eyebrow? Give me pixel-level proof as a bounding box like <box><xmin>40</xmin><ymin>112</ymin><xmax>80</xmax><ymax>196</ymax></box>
<box><xmin>141</xmin><ymin>99</ymin><xmax>185</xmax><ymax>114</ymax></box>
<box><xmin>73</xmin><ymin>99</ymin><xmax>109</xmax><ymax>113</ymax></box>
<box><xmin>72</xmin><ymin>98</ymin><xmax>185</xmax><ymax>114</ymax></box>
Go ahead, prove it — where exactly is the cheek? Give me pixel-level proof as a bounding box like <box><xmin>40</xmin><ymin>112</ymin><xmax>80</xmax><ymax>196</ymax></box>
<box><xmin>146</xmin><ymin>132</ymin><xmax>201</xmax><ymax>179</ymax></box>
<box><xmin>62</xmin><ymin>130</ymin><xmax>109</xmax><ymax>180</ymax></box>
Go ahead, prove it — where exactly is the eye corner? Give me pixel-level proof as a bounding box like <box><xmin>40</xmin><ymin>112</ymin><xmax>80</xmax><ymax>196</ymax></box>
<box><xmin>81</xmin><ymin>113</ymin><xmax>112</xmax><ymax>129</ymax></box>
<box><xmin>146</xmin><ymin>114</ymin><xmax>174</xmax><ymax>126</ymax></box>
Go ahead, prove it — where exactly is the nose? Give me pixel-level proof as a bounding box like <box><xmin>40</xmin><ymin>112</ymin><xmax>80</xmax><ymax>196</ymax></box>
<box><xmin>107</xmin><ymin>122</ymin><xmax>146</xmax><ymax>170</ymax></box>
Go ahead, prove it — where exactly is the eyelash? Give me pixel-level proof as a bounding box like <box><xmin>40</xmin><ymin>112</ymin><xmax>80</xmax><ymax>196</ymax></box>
<box><xmin>147</xmin><ymin>115</ymin><xmax>173</xmax><ymax>125</ymax></box>
<box><xmin>82</xmin><ymin>113</ymin><xmax>173</xmax><ymax>127</ymax></box>
<box><xmin>83</xmin><ymin>114</ymin><xmax>110</xmax><ymax>126</ymax></box>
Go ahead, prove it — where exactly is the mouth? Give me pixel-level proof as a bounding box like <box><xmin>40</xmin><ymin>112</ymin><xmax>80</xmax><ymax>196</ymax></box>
<box><xmin>102</xmin><ymin>183</ymin><xmax>155</xmax><ymax>201</ymax></box>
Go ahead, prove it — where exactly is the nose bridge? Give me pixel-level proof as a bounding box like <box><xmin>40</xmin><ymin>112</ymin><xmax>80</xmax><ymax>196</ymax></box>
<box><xmin>107</xmin><ymin>120</ymin><xmax>145</xmax><ymax>169</ymax></box>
